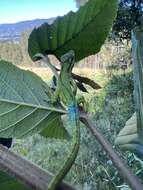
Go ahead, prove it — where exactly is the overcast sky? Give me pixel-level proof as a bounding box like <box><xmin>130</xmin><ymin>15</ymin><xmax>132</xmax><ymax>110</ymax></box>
<box><xmin>0</xmin><ymin>0</ymin><xmax>77</xmax><ymax>24</ymax></box>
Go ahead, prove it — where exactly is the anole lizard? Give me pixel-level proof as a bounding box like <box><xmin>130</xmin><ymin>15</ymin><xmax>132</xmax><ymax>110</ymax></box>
<box><xmin>48</xmin><ymin>50</ymin><xmax>80</xmax><ymax>190</ymax></box>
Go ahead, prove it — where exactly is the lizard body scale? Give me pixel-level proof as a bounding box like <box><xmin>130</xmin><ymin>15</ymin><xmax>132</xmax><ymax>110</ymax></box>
<box><xmin>48</xmin><ymin>50</ymin><xmax>80</xmax><ymax>190</ymax></box>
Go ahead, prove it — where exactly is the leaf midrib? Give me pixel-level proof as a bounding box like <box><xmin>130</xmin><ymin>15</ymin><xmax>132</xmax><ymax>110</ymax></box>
<box><xmin>0</xmin><ymin>98</ymin><xmax>67</xmax><ymax>114</ymax></box>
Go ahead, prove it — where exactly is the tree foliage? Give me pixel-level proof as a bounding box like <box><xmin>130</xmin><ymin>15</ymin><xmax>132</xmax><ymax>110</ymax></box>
<box><xmin>0</xmin><ymin>42</ymin><xmax>23</xmax><ymax>65</ymax></box>
<box><xmin>28</xmin><ymin>0</ymin><xmax>117</xmax><ymax>62</ymax></box>
<box><xmin>0</xmin><ymin>1</ymin><xmax>122</xmax><ymax>189</ymax></box>
<box><xmin>113</xmin><ymin>0</ymin><xmax>143</xmax><ymax>40</ymax></box>
<box><xmin>75</xmin><ymin>0</ymin><xmax>143</xmax><ymax>40</ymax></box>
<box><xmin>0</xmin><ymin>32</ymin><xmax>33</xmax><ymax>66</ymax></box>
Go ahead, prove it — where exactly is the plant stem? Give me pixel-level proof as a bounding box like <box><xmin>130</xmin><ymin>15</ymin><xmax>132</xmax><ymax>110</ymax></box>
<box><xmin>0</xmin><ymin>145</ymin><xmax>77</xmax><ymax>190</ymax></box>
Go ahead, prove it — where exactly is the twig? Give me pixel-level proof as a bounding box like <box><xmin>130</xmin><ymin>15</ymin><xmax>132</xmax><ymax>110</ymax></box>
<box><xmin>0</xmin><ymin>145</ymin><xmax>77</xmax><ymax>190</ymax></box>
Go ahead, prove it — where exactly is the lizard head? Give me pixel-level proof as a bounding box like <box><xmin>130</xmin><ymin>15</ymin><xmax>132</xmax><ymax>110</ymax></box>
<box><xmin>60</xmin><ymin>50</ymin><xmax>75</xmax><ymax>72</ymax></box>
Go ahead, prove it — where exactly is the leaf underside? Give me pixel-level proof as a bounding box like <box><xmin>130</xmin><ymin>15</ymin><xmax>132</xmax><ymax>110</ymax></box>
<box><xmin>115</xmin><ymin>113</ymin><xmax>143</xmax><ymax>156</ymax></box>
<box><xmin>28</xmin><ymin>0</ymin><xmax>118</xmax><ymax>62</ymax></box>
<box><xmin>0</xmin><ymin>60</ymin><xmax>68</xmax><ymax>140</ymax></box>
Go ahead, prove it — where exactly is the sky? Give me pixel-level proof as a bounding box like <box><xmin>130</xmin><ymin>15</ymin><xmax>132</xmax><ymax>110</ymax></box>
<box><xmin>0</xmin><ymin>0</ymin><xmax>77</xmax><ymax>24</ymax></box>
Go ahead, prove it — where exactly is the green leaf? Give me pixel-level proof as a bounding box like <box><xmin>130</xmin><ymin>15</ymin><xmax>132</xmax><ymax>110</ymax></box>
<box><xmin>0</xmin><ymin>60</ymin><xmax>68</xmax><ymax>140</ymax></box>
<box><xmin>40</xmin><ymin>114</ymin><xmax>70</xmax><ymax>139</ymax></box>
<box><xmin>115</xmin><ymin>113</ymin><xmax>143</xmax><ymax>156</ymax></box>
<box><xmin>0</xmin><ymin>171</ymin><xmax>30</xmax><ymax>190</ymax></box>
<box><xmin>28</xmin><ymin>0</ymin><xmax>118</xmax><ymax>62</ymax></box>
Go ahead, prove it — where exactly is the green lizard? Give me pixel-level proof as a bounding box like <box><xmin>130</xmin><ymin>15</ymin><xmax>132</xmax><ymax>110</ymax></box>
<box><xmin>48</xmin><ymin>50</ymin><xmax>80</xmax><ymax>190</ymax></box>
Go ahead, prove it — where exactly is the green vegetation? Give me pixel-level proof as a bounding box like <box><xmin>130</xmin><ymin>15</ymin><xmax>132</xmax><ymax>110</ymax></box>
<box><xmin>12</xmin><ymin>70</ymin><xmax>137</xmax><ymax>190</ymax></box>
<box><xmin>0</xmin><ymin>60</ymin><xmax>68</xmax><ymax>139</ymax></box>
<box><xmin>28</xmin><ymin>0</ymin><xmax>117</xmax><ymax>62</ymax></box>
<box><xmin>1</xmin><ymin>0</ymin><xmax>143</xmax><ymax>189</ymax></box>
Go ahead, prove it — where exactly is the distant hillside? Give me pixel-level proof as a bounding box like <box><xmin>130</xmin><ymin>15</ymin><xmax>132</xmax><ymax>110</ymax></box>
<box><xmin>0</xmin><ymin>18</ymin><xmax>55</xmax><ymax>42</ymax></box>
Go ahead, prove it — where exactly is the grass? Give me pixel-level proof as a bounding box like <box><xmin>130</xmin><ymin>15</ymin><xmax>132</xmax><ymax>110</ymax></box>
<box><xmin>12</xmin><ymin>67</ymin><xmax>139</xmax><ymax>190</ymax></box>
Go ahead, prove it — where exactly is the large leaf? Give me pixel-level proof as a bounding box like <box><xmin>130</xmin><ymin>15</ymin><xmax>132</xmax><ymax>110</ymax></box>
<box><xmin>0</xmin><ymin>171</ymin><xmax>30</xmax><ymax>190</ymax></box>
<box><xmin>115</xmin><ymin>113</ymin><xmax>143</xmax><ymax>156</ymax></box>
<box><xmin>0</xmin><ymin>60</ymin><xmax>68</xmax><ymax>139</ymax></box>
<box><xmin>28</xmin><ymin>0</ymin><xmax>117</xmax><ymax>62</ymax></box>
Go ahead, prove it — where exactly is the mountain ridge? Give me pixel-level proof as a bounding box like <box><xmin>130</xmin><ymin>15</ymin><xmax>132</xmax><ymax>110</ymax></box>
<box><xmin>0</xmin><ymin>18</ymin><xmax>55</xmax><ymax>41</ymax></box>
